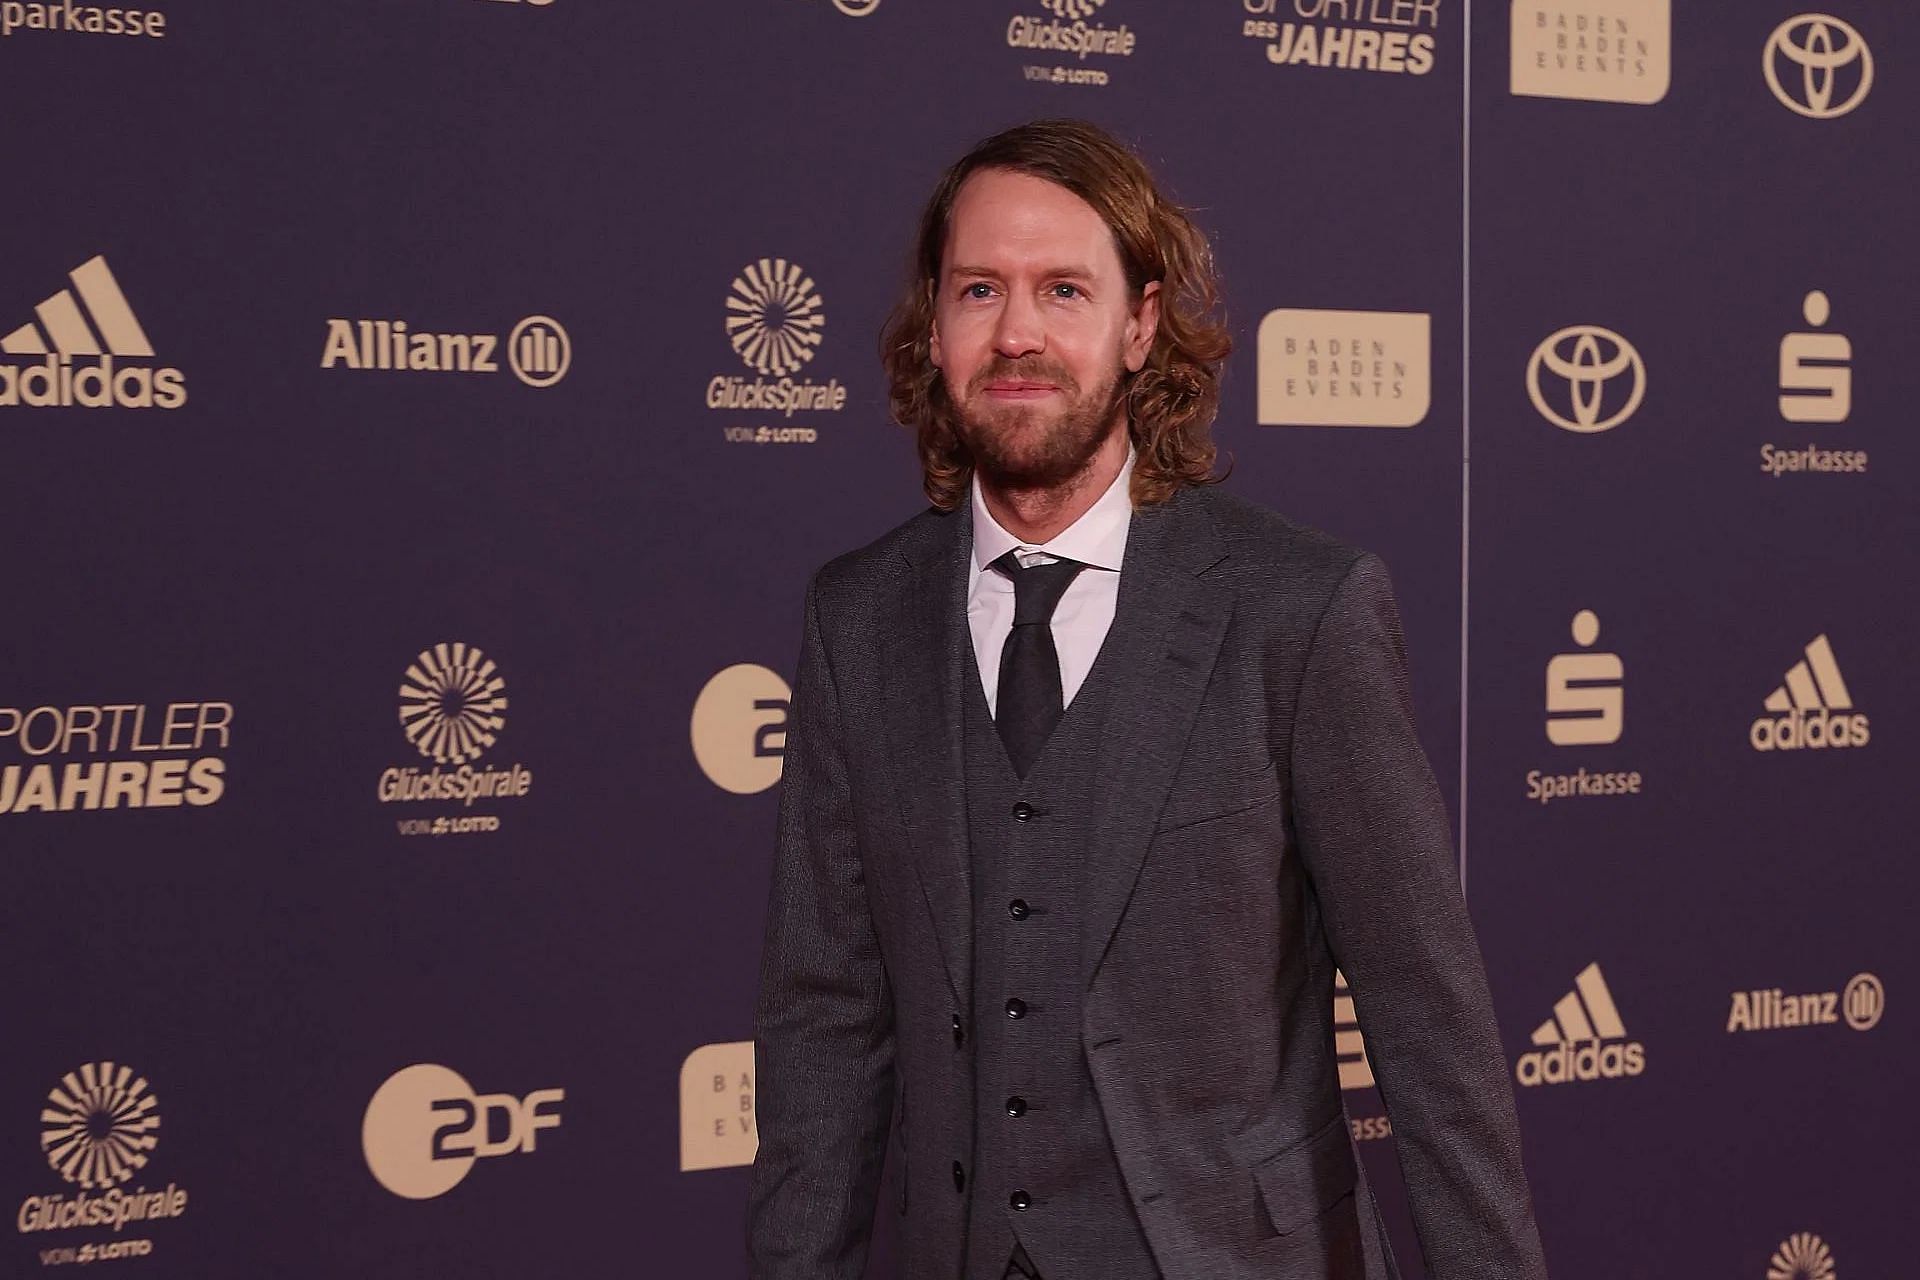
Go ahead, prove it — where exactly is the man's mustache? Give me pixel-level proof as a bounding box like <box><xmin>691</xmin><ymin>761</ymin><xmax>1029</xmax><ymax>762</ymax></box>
<box><xmin>967</xmin><ymin>357</ymin><xmax>1079</xmax><ymax>394</ymax></box>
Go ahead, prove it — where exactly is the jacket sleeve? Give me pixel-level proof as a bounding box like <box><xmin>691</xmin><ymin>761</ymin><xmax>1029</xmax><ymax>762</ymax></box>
<box><xmin>746</xmin><ymin>575</ymin><xmax>897</xmax><ymax>1280</ymax></box>
<box><xmin>1288</xmin><ymin>552</ymin><xmax>1549</xmax><ymax>1280</ymax></box>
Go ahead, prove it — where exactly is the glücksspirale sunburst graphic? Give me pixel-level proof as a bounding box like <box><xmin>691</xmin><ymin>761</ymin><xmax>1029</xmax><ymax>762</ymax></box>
<box><xmin>1769</xmin><ymin>1232</ymin><xmax>1836</xmax><ymax>1280</ymax></box>
<box><xmin>40</xmin><ymin>1062</ymin><xmax>161</xmax><ymax>1190</ymax></box>
<box><xmin>398</xmin><ymin>642</ymin><xmax>508</xmax><ymax>765</ymax></box>
<box><xmin>725</xmin><ymin>258</ymin><xmax>826</xmax><ymax>378</ymax></box>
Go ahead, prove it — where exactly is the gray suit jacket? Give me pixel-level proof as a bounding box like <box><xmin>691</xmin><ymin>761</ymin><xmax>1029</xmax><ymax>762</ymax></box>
<box><xmin>748</xmin><ymin>483</ymin><xmax>1548</xmax><ymax>1280</ymax></box>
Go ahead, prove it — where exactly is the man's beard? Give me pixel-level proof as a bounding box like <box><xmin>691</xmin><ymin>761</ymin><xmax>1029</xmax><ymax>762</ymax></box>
<box><xmin>950</xmin><ymin>353</ymin><xmax>1127</xmax><ymax>492</ymax></box>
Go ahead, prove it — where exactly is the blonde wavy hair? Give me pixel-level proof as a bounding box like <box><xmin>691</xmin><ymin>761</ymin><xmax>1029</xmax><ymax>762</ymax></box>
<box><xmin>880</xmin><ymin>119</ymin><xmax>1232</xmax><ymax>510</ymax></box>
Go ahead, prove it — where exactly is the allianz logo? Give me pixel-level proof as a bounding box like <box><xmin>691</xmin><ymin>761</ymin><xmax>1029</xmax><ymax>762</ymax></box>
<box><xmin>1514</xmin><ymin>963</ymin><xmax>1646</xmax><ymax>1087</ymax></box>
<box><xmin>0</xmin><ymin>256</ymin><xmax>185</xmax><ymax>409</ymax></box>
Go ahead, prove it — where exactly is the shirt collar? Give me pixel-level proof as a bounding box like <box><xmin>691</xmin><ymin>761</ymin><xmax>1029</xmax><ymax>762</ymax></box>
<box><xmin>971</xmin><ymin>445</ymin><xmax>1134</xmax><ymax>574</ymax></box>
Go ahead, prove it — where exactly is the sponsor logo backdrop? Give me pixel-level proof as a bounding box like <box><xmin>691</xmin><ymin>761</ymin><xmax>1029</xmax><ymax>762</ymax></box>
<box><xmin>1</xmin><ymin>2</ymin><xmax>1911</xmax><ymax>1276</ymax></box>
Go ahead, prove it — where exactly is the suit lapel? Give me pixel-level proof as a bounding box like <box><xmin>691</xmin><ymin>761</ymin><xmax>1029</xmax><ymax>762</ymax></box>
<box><xmin>879</xmin><ymin>506</ymin><xmax>974</xmax><ymax>1005</ymax></box>
<box><xmin>1082</xmin><ymin>488</ymin><xmax>1233</xmax><ymax>986</ymax></box>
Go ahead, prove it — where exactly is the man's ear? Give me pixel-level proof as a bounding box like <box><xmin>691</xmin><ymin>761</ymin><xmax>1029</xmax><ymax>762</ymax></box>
<box><xmin>1124</xmin><ymin>280</ymin><xmax>1162</xmax><ymax>373</ymax></box>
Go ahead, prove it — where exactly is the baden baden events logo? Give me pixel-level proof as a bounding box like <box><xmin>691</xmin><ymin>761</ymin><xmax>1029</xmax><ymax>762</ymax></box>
<box><xmin>0</xmin><ymin>2</ymin><xmax>167</xmax><ymax>38</ymax></box>
<box><xmin>1</xmin><ymin>700</ymin><xmax>231</xmax><ymax>817</ymax></box>
<box><xmin>378</xmin><ymin>643</ymin><xmax>531</xmax><ymax>836</ymax></box>
<box><xmin>1769</xmin><ymin>1232</ymin><xmax>1837</xmax><ymax>1280</ymax></box>
<box><xmin>1764</xmin><ymin>15</ymin><xmax>1871</xmax><ymax>120</ymax></box>
<box><xmin>1515</xmin><ymin>962</ymin><xmax>1645</xmax><ymax>1086</ymax></box>
<box><xmin>1</xmin><ymin>256</ymin><xmax>185</xmax><ymax>410</ymax></box>
<box><xmin>16</xmin><ymin>1063</ymin><xmax>189</xmax><ymax>1268</ymax></box>
<box><xmin>321</xmin><ymin>315</ymin><xmax>569</xmax><ymax>388</ymax></box>
<box><xmin>710</xmin><ymin>259</ymin><xmax>846</xmax><ymax>446</ymax></box>
<box><xmin>691</xmin><ymin>665</ymin><xmax>789</xmax><ymax>794</ymax></box>
<box><xmin>1257</xmin><ymin>309</ymin><xmax>1429</xmax><ymax>428</ymax></box>
<box><xmin>1750</xmin><ymin>635</ymin><xmax>1867</xmax><ymax>752</ymax></box>
<box><xmin>1527</xmin><ymin>324</ymin><xmax>1644</xmax><ymax>434</ymax></box>
<box><xmin>1763</xmin><ymin>290</ymin><xmax>1865</xmax><ymax>479</ymax></box>
<box><xmin>1527</xmin><ymin>610</ymin><xmax>1644</xmax><ymax>805</ymax></box>
<box><xmin>1728</xmin><ymin>972</ymin><xmax>1882</xmax><ymax>1035</ymax></box>
<box><xmin>1008</xmin><ymin>0</ymin><xmax>1136</xmax><ymax>88</ymax></box>
<box><xmin>362</xmin><ymin>1064</ymin><xmax>562</xmax><ymax>1200</ymax></box>
<box><xmin>680</xmin><ymin>1042</ymin><xmax>756</xmax><ymax>1172</ymax></box>
<box><xmin>1510</xmin><ymin>0</ymin><xmax>1669</xmax><ymax>104</ymax></box>
<box><xmin>1240</xmin><ymin>0</ymin><xmax>1439</xmax><ymax>78</ymax></box>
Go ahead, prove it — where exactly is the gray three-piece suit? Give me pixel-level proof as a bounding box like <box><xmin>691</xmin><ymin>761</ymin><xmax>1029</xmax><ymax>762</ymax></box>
<box><xmin>747</xmin><ymin>483</ymin><xmax>1550</xmax><ymax>1279</ymax></box>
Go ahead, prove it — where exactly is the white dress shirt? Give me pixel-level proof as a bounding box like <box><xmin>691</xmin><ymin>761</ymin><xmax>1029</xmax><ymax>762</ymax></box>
<box><xmin>967</xmin><ymin>448</ymin><xmax>1134</xmax><ymax>716</ymax></box>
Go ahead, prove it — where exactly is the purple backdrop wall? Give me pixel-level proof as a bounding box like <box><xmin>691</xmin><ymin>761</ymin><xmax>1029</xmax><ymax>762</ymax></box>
<box><xmin>1</xmin><ymin>1</ymin><xmax>1910</xmax><ymax>1276</ymax></box>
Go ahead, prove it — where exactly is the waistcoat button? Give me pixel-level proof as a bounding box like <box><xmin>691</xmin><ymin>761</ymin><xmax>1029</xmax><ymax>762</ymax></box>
<box><xmin>1005</xmin><ymin>998</ymin><xmax>1027</xmax><ymax>1019</ymax></box>
<box><xmin>1008</xmin><ymin>898</ymin><xmax>1030</xmax><ymax>920</ymax></box>
<box><xmin>1010</xmin><ymin>1190</ymin><xmax>1031</xmax><ymax>1211</ymax></box>
<box><xmin>1011</xmin><ymin>802</ymin><xmax>1034</xmax><ymax>822</ymax></box>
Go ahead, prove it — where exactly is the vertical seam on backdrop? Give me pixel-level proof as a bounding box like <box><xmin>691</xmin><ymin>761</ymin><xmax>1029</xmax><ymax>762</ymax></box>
<box><xmin>1458</xmin><ymin>0</ymin><xmax>1472</xmax><ymax>896</ymax></box>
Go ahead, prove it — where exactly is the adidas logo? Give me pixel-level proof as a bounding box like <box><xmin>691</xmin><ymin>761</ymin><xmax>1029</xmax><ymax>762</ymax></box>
<box><xmin>1749</xmin><ymin>635</ymin><xmax>1870</xmax><ymax>752</ymax></box>
<box><xmin>0</xmin><ymin>256</ymin><xmax>185</xmax><ymax>409</ymax></box>
<box><xmin>1333</xmin><ymin>970</ymin><xmax>1374</xmax><ymax>1091</ymax></box>
<box><xmin>1513</xmin><ymin>963</ymin><xmax>1646</xmax><ymax>1087</ymax></box>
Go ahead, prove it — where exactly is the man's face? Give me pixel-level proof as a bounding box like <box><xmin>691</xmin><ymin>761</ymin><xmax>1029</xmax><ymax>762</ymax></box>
<box><xmin>930</xmin><ymin>168</ymin><xmax>1160</xmax><ymax>491</ymax></box>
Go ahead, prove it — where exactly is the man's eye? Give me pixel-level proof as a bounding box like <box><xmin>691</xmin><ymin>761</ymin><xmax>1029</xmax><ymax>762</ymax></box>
<box><xmin>965</xmin><ymin>282</ymin><xmax>995</xmax><ymax>299</ymax></box>
<box><xmin>1051</xmin><ymin>283</ymin><xmax>1081</xmax><ymax>300</ymax></box>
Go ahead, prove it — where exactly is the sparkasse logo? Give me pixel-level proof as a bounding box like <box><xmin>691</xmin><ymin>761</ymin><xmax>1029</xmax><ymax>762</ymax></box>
<box><xmin>1514</xmin><ymin>962</ymin><xmax>1646</xmax><ymax>1087</ymax></box>
<box><xmin>1</xmin><ymin>257</ymin><xmax>185</xmax><ymax>409</ymax></box>
<box><xmin>1750</xmin><ymin>634</ymin><xmax>1868</xmax><ymax>752</ymax></box>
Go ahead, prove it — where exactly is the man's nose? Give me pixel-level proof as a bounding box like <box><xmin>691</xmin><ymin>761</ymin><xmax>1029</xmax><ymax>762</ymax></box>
<box><xmin>992</xmin><ymin>291</ymin><xmax>1045</xmax><ymax>359</ymax></box>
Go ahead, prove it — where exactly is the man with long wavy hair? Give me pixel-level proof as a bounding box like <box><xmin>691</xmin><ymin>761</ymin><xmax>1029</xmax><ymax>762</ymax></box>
<box><xmin>749</xmin><ymin>120</ymin><xmax>1546</xmax><ymax>1280</ymax></box>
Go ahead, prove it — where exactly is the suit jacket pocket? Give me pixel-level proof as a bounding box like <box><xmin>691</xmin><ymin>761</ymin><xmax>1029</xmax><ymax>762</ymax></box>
<box><xmin>1152</xmin><ymin>769</ymin><xmax>1282</xmax><ymax>837</ymax></box>
<box><xmin>1250</xmin><ymin>1112</ymin><xmax>1358</xmax><ymax>1236</ymax></box>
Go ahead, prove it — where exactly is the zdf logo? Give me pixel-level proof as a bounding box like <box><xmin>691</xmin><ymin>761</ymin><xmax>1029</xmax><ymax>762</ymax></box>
<box><xmin>1764</xmin><ymin>14</ymin><xmax>1872</xmax><ymax>119</ymax></box>
<box><xmin>691</xmin><ymin>664</ymin><xmax>789</xmax><ymax>794</ymax></box>
<box><xmin>1526</xmin><ymin>325</ymin><xmax>1646</xmax><ymax>434</ymax></box>
<box><xmin>362</xmin><ymin>1063</ymin><xmax>562</xmax><ymax>1200</ymax></box>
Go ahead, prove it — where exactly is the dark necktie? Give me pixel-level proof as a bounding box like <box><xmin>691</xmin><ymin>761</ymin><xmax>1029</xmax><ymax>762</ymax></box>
<box><xmin>992</xmin><ymin>551</ymin><xmax>1086</xmax><ymax>778</ymax></box>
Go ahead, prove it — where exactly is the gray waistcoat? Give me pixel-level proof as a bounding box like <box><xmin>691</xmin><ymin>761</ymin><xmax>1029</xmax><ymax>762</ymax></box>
<box><xmin>962</xmin><ymin>649</ymin><xmax>1160</xmax><ymax>1280</ymax></box>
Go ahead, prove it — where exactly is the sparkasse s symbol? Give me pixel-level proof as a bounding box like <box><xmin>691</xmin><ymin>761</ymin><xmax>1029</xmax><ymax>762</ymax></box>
<box><xmin>1749</xmin><ymin>634</ymin><xmax>1867</xmax><ymax>752</ymax></box>
<box><xmin>1514</xmin><ymin>963</ymin><xmax>1646</xmax><ymax>1086</ymax></box>
<box><xmin>16</xmin><ymin>1062</ymin><xmax>190</xmax><ymax>1264</ymax></box>
<box><xmin>362</xmin><ymin>1064</ymin><xmax>562</xmax><ymax>1200</ymax></box>
<box><xmin>1</xmin><ymin>257</ymin><xmax>185</xmax><ymax>410</ymax></box>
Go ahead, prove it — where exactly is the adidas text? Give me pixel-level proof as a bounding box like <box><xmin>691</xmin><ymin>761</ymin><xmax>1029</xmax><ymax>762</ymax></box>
<box><xmin>0</xmin><ymin>354</ymin><xmax>185</xmax><ymax>409</ymax></box>
<box><xmin>1514</xmin><ymin>1040</ymin><xmax>1646</xmax><ymax>1087</ymax></box>
<box><xmin>1749</xmin><ymin>709</ymin><xmax>1869</xmax><ymax>751</ymax></box>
